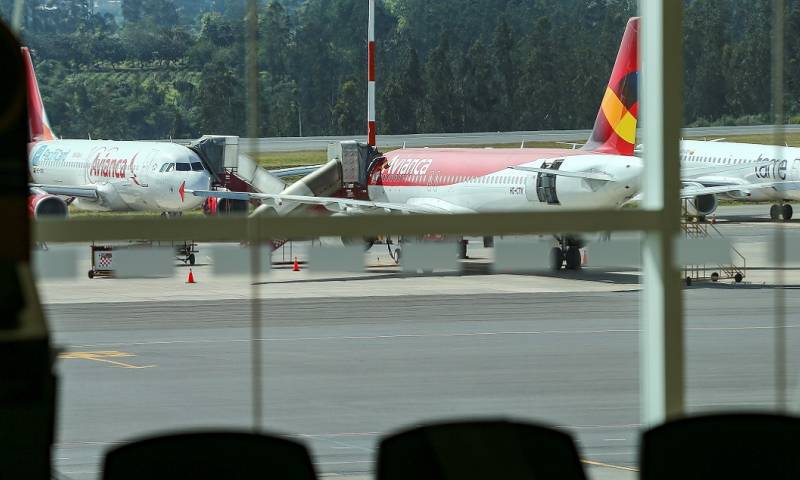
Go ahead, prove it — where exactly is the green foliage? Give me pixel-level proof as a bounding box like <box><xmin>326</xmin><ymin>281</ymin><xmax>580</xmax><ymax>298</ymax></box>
<box><xmin>3</xmin><ymin>0</ymin><xmax>798</xmax><ymax>140</ymax></box>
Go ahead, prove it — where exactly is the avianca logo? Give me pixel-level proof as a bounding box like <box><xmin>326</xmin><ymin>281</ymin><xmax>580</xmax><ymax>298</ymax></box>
<box><xmin>89</xmin><ymin>149</ymin><xmax>133</xmax><ymax>180</ymax></box>
<box><xmin>384</xmin><ymin>156</ymin><xmax>433</xmax><ymax>175</ymax></box>
<box><xmin>600</xmin><ymin>78</ymin><xmax>637</xmax><ymax>145</ymax></box>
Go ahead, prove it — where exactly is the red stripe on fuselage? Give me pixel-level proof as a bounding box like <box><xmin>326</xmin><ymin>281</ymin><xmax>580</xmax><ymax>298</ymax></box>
<box><xmin>371</xmin><ymin>148</ymin><xmax>592</xmax><ymax>187</ymax></box>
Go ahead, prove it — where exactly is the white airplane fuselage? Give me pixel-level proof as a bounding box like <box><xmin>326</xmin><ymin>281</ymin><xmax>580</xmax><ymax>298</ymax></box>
<box><xmin>681</xmin><ymin>140</ymin><xmax>800</xmax><ymax>202</ymax></box>
<box><xmin>366</xmin><ymin>148</ymin><xmax>643</xmax><ymax>213</ymax></box>
<box><xmin>29</xmin><ymin>140</ymin><xmax>212</xmax><ymax>212</ymax></box>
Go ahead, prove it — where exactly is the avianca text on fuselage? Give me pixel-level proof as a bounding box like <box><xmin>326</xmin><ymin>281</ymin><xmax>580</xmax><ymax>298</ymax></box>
<box><xmin>88</xmin><ymin>147</ymin><xmax>135</xmax><ymax>181</ymax></box>
<box><xmin>383</xmin><ymin>156</ymin><xmax>434</xmax><ymax>175</ymax></box>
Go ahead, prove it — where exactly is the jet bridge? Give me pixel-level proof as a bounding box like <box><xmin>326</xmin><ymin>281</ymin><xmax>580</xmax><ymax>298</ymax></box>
<box><xmin>188</xmin><ymin>136</ymin><xmax>286</xmax><ymax>214</ymax></box>
<box><xmin>250</xmin><ymin>140</ymin><xmax>381</xmax><ymax>217</ymax></box>
<box><xmin>190</xmin><ymin>136</ymin><xmax>381</xmax><ymax>216</ymax></box>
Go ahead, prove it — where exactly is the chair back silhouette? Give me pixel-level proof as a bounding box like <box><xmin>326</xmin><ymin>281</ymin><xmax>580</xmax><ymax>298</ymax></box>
<box><xmin>641</xmin><ymin>413</ymin><xmax>800</xmax><ymax>480</ymax></box>
<box><xmin>103</xmin><ymin>431</ymin><xmax>317</xmax><ymax>480</ymax></box>
<box><xmin>377</xmin><ymin>419</ymin><xmax>586</xmax><ymax>480</ymax></box>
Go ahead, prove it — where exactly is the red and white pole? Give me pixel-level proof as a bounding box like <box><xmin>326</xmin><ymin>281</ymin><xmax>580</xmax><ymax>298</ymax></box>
<box><xmin>367</xmin><ymin>0</ymin><xmax>376</xmax><ymax>147</ymax></box>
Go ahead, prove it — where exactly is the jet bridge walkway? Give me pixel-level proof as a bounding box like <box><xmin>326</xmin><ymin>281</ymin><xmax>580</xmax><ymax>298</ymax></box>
<box><xmin>189</xmin><ymin>135</ymin><xmax>286</xmax><ymax>199</ymax></box>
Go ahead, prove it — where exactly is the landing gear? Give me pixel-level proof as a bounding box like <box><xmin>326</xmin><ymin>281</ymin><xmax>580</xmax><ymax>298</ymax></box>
<box><xmin>565</xmin><ymin>247</ymin><xmax>582</xmax><ymax>270</ymax></box>
<box><xmin>458</xmin><ymin>240</ymin><xmax>468</xmax><ymax>259</ymax></box>
<box><xmin>550</xmin><ymin>247</ymin><xmax>563</xmax><ymax>271</ymax></box>
<box><xmin>770</xmin><ymin>204</ymin><xmax>780</xmax><ymax>221</ymax></box>
<box><xmin>770</xmin><ymin>203</ymin><xmax>793</xmax><ymax>221</ymax></box>
<box><xmin>550</xmin><ymin>237</ymin><xmax>583</xmax><ymax>271</ymax></box>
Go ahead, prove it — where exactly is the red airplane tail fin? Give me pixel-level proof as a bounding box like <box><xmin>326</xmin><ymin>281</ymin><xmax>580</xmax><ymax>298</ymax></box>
<box><xmin>582</xmin><ymin>17</ymin><xmax>639</xmax><ymax>156</ymax></box>
<box><xmin>21</xmin><ymin>47</ymin><xmax>56</xmax><ymax>143</ymax></box>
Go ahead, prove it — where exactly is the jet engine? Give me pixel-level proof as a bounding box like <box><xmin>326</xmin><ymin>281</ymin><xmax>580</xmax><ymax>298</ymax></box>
<box><xmin>685</xmin><ymin>193</ymin><xmax>718</xmax><ymax>217</ymax></box>
<box><xmin>28</xmin><ymin>194</ymin><xmax>69</xmax><ymax>219</ymax></box>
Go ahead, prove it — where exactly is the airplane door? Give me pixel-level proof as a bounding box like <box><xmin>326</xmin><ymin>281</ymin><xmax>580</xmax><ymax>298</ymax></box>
<box><xmin>532</xmin><ymin>159</ymin><xmax>563</xmax><ymax>205</ymax></box>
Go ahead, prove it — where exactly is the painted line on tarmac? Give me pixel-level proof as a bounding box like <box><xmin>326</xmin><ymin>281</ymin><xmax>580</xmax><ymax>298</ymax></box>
<box><xmin>66</xmin><ymin>323</ymin><xmax>800</xmax><ymax>350</ymax></box>
<box><xmin>582</xmin><ymin>459</ymin><xmax>639</xmax><ymax>472</ymax></box>
<box><xmin>58</xmin><ymin>351</ymin><xmax>155</xmax><ymax>369</ymax></box>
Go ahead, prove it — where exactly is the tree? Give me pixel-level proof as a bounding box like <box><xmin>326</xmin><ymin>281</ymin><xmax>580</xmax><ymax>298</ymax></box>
<box><xmin>196</xmin><ymin>59</ymin><xmax>246</xmax><ymax>135</ymax></box>
<box><xmin>381</xmin><ymin>46</ymin><xmax>423</xmax><ymax>134</ymax></box>
<box><xmin>517</xmin><ymin>17</ymin><xmax>558</xmax><ymax>130</ymax></box>
<box><xmin>332</xmin><ymin>78</ymin><xmax>362</xmax><ymax>134</ymax></box>
<box><xmin>422</xmin><ymin>33</ymin><xmax>458</xmax><ymax>132</ymax></box>
<box><xmin>260</xmin><ymin>1</ymin><xmax>292</xmax><ymax>77</ymax></box>
<box><xmin>492</xmin><ymin>15</ymin><xmax>516</xmax><ymax>130</ymax></box>
<box><xmin>684</xmin><ymin>0</ymin><xmax>732</xmax><ymax>122</ymax></box>
<box><xmin>460</xmin><ymin>40</ymin><xmax>500</xmax><ymax>132</ymax></box>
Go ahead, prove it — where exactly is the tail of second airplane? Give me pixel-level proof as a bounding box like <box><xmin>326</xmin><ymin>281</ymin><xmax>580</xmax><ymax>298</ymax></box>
<box><xmin>21</xmin><ymin>47</ymin><xmax>56</xmax><ymax>143</ymax></box>
<box><xmin>582</xmin><ymin>17</ymin><xmax>639</xmax><ymax>156</ymax></box>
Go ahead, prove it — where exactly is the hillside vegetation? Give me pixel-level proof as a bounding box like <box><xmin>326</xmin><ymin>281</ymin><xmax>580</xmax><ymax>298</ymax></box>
<box><xmin>2</xmin><ymin>0</ymin><xmax>799</xmax><ymax>140</ymax></box>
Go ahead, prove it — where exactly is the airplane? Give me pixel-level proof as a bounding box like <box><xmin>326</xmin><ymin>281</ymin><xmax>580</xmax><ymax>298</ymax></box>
<box><xmin>192</xmin><ymin>17</ymin><xmax>788</xmax><ymax>270</ymax></box>
<box><xmin>23</xmin><ymin>47</ymin><xmax>213</xmax><ymax>219</ymax></box>
<box><xmin>679</xmin><ymin>140</ymin><xmax>800</xmax><ymax>221</ymax></box>
<box><xmin>193</xmin><ymin>18</ymin><xmax>644</xmax><ymax>269</ymax></box>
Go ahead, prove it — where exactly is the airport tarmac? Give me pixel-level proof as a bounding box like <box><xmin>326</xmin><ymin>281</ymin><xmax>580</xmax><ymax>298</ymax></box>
<box><xmin>39</xmin><ymin>205</ymin><xmax>800</xmax><ymax>480</ymax></box>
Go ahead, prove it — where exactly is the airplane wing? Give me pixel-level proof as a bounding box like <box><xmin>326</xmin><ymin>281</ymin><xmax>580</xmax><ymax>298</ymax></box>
<box><xmin>680</xmin><ymin>180</ymin><xmax>800</xmax><ymax>198</ymax></box>
<box><xmin>268</xmin><ymin>165</ymin><xmax>322</xmax><ymax>178</ymax></box>
<box><xmin>509</xmin><ymin>166</ymin><xmax>614</xmax><ymax>181</ymax></box>
<box><xmin>189</xmin><ymin>190</ymin><xmax>462</xmax><ymax>214</ymax></box>
<box><xmin>30</xmin><ymin>184</ymin><xmax>98</xmax><ymax>199</ymax></box>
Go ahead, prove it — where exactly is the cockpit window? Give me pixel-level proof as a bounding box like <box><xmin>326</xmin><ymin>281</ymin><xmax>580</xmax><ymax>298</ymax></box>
<box><xmin>166</xmin><ymin>163</ymin><xmax>175</xmax><ymax>172</ymax></box>
<box><xmin>176</xmin><ymin>163</ymin><xmax>191</xmax><ymax>172</ymax></box>
<box><xmin>159</xmin><ymin>163</ymin><xmax>169</xmax><ymax>172</ymax></box>
<box><xmin>191</xmin><ymin>162</ymin><xmax>205</xmax><ymax>172</ymax></box>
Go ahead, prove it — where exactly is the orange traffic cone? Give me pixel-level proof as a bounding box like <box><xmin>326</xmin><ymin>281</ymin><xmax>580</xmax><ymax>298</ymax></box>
<box><xmin>186</xmin><ymin>268</ymin><xmax>196</xmax><ymax>284</ymax></box>
<box><xmin>292</xmin><ymin>257</ymin><xmax>300</xmax><ymax>272</ymax></box>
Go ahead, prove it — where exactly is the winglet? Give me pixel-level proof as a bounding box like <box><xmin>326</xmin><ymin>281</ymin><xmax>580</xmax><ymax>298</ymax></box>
<box><xmin>21</xmin><ymin>47</ymin><xmax>56</xmax><ymax>143</ymax></box>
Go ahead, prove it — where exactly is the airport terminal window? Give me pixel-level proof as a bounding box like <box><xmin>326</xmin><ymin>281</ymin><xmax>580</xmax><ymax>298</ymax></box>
<box><xmin>20</xmin><ymin>2</ymin><xmax>799</xmax><ymax>479</ymax></box>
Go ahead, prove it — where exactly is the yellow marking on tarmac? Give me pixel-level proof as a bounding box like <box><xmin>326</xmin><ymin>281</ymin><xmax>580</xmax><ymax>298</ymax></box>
<box><xmin>59</xmin><ymin>351</ymin><xmax>155</xmax><ymax>369</ymax></box>
<box><xmin>582</xmin><ymin>459</ymin><xmax>639</xmax><ymax>472</ymax></box>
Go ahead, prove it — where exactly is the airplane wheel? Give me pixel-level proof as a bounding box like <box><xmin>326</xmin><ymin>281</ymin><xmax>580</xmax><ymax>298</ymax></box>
<box><xmin>550</xmin><ymin>247</ymin><xmax>563</xmax><ymax>271</ymax></box>
<box><xmin>685</xmin><ymin>276</ymin><xmax>692</xmax><ymax>286</ymax></box>
<box><xmin>783</xmin><ymin>204</ymin><xmax>793</xmax><ymax>221</ymax></box>
<box><xmin>188</xmin><ymin>253</ymin><xmax>196</xmax><ymax>266</ymax></box>
<box><xmin>711</xmin><ymin>272</ymin><xmax>719</xmax><ymax>282</ymax></box>
<box><xmin>88</xmin><ymin>270</ymin><xmax>95</xmax><ymax>279</ymax></box>
<box><xmin>394</xmin><ymin>248</ymin><xmax>402</xmax><ymax>264</ymax></box>
<box><xmin>565</xmin><ymin>247</ymin><xmax>581</xmax><ymax>271</ymax></box>
<box><xmin>770</xmin><ymin>204</ymin><xmax>781</xmax><ymax>221</ymax></box>
<box><xmin>734</xmin><ymin>273</ymin><xmax>743</xmax><ymax>283</ymax></box>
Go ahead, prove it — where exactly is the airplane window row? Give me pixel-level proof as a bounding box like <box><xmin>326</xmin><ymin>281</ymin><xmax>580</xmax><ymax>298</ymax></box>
<box><xmin>682</xmin><ymin>154</ymin><xmax>758</xmax><ymax>165</ymax></box>
<box><xmin>382</xmin><ymin>173</ymin><xmax>527</xmax><ymax>185</ymax></box>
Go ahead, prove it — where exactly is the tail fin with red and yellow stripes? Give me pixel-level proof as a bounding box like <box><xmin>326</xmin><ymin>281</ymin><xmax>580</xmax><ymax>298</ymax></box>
<box><xmin>583</xmin><ymin>17</ymin><xmax>639</xmax><ymax>156</ymax></box>
<box><xmin>21</xmin><ymin>47</ymin><xmax>56</xmax><ymax>143</ymax></box>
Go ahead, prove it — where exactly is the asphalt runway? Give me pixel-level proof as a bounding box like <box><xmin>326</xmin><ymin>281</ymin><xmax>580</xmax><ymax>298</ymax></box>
<box><xmin>48</xmin><ymin>290</ymin><xmax>799</xmax><ymax>480</ymax></box>
<box><xmin>38</xmin><ymin>203</ymin><xmax>800</xmax><ymax>479</ymax></box>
